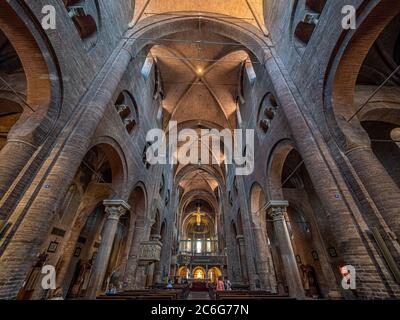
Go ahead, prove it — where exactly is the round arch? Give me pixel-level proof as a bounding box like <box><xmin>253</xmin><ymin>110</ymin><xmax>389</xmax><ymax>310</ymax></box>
<box><xmin>250</xmin><ymin>182</ymin><xmax>266</xmax><ymax>217</ymax></box>
<box><xmin>267</xmin><ymin>139</ymin><xmax>296</xmax><ymax>200</ymax></box>
<box><xmin>0</xmin><ymin>1</ymin><xmax>62</xmax><ymax>144</ymax></box>
<box><xmin>90</xmin><ymin>137</ymin><xmax>128</xmax><ymax>195</ymax></box>
<box><xmin>192</xmin><ymin>266</ymin><xmax>206</xmax><ymax>280</ymax></box>
<box><xmin>127</xmin><ymin>14</ymin><xmax>268</xmax><ymax>65</ymax></box>
<box><xmin>325</xmin><ymin>1</ymin><xmax>400</xmax><ymax>144</ymax></box>
<box><xmin>208</xmin><ymin>267</ymin><xmax>222</xmax><ymax>283</ymax></box>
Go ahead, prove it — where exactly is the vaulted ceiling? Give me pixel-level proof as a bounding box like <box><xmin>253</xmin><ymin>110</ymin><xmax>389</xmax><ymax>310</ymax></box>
<box><xmin>132</xmin><ymin>1</ymin><xmax>266</xmax><ymax>216</ymax></box>
<box><xmin>132</xmin><ymin>0</ymin><xmax>267</xmax><ymax>34</ymax></box>
<box><xmin>151</xmin><ymin>30</ymin><xmax>250</xmax><ymax>130</ymax></box>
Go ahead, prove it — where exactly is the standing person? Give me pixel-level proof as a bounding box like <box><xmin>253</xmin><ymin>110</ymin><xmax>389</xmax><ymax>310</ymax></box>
<box><xmin>166</xmin><ymin>279</ymin><xmax>173</xmax><ymax>289</ymax></box>
<box><xmin>216</xmin><ymin>276</ymin><xmax>225</xmax><ymax>291</ymax></box>
<box><xmin>225</xmin><ymin>278</ymin><xmax>232</xmax><ymax>291</ymax></box>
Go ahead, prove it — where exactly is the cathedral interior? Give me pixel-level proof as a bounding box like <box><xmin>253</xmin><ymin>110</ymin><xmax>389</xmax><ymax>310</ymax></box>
<box><xmin>0</xmin><ymin>0</ymin><xmax>400</xmax><ymax>301</ymax></box>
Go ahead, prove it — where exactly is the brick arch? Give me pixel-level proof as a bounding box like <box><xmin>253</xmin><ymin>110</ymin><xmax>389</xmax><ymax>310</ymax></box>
<box><xmin>127</xmin><ymin>14</ymin><xmax>268</xmax><ymax>65</ymax></box>
<box><xmin>267</xmin><ymin>139</ymin><xmax>296</xmax><ymax>200</ymax></box>
<box><xmin>89</xmin><ymin>137</ymin><xmax>128</xmax><ymax>197</ymax></box>
<box><xmin>249</xmin><ymin>182</ymin><xmax>266</xmax><ymax>225</ymax></box>
<box><xmin>325</xmin><ymin>0</ymin><xmax>400</xmax><ymax>148</ymax></box>
<box><xmin>0</xmin><ymin>1</ymin><xmax>61</xmax><ymax>145</ymax></box>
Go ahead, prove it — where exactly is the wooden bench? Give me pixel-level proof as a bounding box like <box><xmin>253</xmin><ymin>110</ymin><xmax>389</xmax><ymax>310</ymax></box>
<box><xmin>151</xmin><ymin>284</ymin><xmax>190</xmax><ymax>299</ymax></box>
<box><xmin>97</xmin><ymin>289</ymin><xmax>186</xmax><ymax>300</ymax></box>
<box><xmin>98</xmin><ymin>295</ymin><xmax>176</xmax><ymax>300</ymax></box>
<box><xmin>215</xmin><ymin>291</ymin><xmax>292</xmax><ymax>300</ymax></box>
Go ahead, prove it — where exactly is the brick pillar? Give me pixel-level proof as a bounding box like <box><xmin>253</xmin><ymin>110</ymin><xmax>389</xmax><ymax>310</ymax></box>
<box><xmin>86</xmin><ymin>200</ymin><xmax>130</xmax><ymax>298</ymax></box>
<box><xmin>267</xmin><ymin>200</ymin><xmax>305</xmax><ymax>299</ymax></box>
<box><xmin>264</xmin><ymin>48</ymin><xmax>395</xmax><ymax>298</ymax></box>
<box><xmin>0</xmin><ymin>141</ymin><xmax>36</xmax><ymax>217</ymax></box>
<box><xmin>346</xmin><ymin>145</ymin><xmax>400</xmax><ymax>240</ymax></box>
<box><xmin>134</xmin><ymin>263</ymin><xmax>148</xmax><ymax>289</ymax></box>
<box><xmin>122</xmin><ymin>217</ymin><xmax>146</xmax><ymax>290</ymax></box>
<box><xmin>236</xmin><ymin>176</ymin><xmax>259</xmax><ymax>290</ymax></box>
<box><xmin>0</xmin><ymin>45</ymin><xmax>131</xmax><ymax>299</ymax></box>
<box><xmin>220</xmin><ymin>190</ymin><xmax>241</xmax><ymax>283</ymax></box>
<box><xmin>151</xmin><ymin>234</ymin><xmax>162</xmax><ymax>283</ymax></box>
<box><xmin>146</xmin><ymin>263</ymin><xmax>155</xmax><ymax>288</ymax></box>
<box><xmin>236</xmin><ymin>235</ymin><xmax>249</xmax><ymax>283</ymax></box>
<box><xmin>253</xmin><ymin>213</ymin><xmax>277</xmax><ymax>292</ymax></box>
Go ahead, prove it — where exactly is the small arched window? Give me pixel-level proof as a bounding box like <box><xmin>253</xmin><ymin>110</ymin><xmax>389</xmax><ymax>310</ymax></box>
<box><xmin>293</xmin><ymin>0</ymin><xmax>327</xmax><ymax>50</ymax></box>
<box><xmin>115</xmin><ymin>91</ymin><xmax>139</xmax><ymax>135</ymax></box>
<box><xmin>257</xmin><ymin>93</ymin><xmax>279</xmax><ymax>136</ymax></box>
<box><xmin>63</xmin><ymin>0</ymin><xmax>100</xmax><ymax>48</ymax></box>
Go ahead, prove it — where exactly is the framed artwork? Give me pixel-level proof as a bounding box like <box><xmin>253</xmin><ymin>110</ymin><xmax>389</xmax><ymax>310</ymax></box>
<box><xmin>47</xmin><ymin>241</ymin><xmax>59</xmax><ymax>253</ymax></box>
<box><xmin>328</xmin><ymin>247</ymin><xmax>338</xmax><ymax>258</ymax></box>
<box><xmin>74</xmin><ymin>247</ymin><xmax>82</xmax><ymax>257</ymax></box>
<box><xmin>311</xmin><ymin>250</ymin><xmax>319</xmax><ymax>261</ymax></box>
<box><xmin>295</xmin><ymin>255</ymin><xmax>302</xmax><ymax>264</ymax></box>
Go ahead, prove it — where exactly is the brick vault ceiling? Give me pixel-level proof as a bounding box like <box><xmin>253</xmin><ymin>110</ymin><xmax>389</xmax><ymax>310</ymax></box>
<box><xmin>151</xmin><ymin>30</ymin><xmax>250</xmax><ymax>130</ymax></box>
<box><xmin>132</xmin><ymin>1</ymin><xmax>266</xmax><ymax>199</ymax></box>
<box><xmin>132</xmin><ymin>0</ymin><xmax>266</xmax><ymax>33</ymax></box>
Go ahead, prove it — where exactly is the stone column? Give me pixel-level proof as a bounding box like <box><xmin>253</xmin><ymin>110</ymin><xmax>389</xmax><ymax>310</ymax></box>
<box><xmin>236</xmin><ymin>235</ymin><xmax>249</xmax><ymax>283</ymax></box>
<box><xmin>267</xmin><ymin>200</ymin><xmax>305</xmax><ymax>299</ymax></box>
<box><xmin>86</xmin><ymin>200</ymin><xmax>130</xmax><ymax>298</ymax></box>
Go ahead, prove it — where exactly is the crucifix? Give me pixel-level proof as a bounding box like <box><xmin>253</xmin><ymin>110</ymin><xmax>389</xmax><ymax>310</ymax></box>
<box><xmin>194</xmin><ymin>206</ymin><xmax>205</xmax><ymax>226</ymax></box>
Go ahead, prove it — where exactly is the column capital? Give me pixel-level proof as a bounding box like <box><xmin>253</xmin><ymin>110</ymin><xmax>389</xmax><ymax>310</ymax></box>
<box><xmin>103</xmin><ymin>199</ymin><xmax>131</xmax><ymax>220</ymax></box>
<box><xmin>266</xmin><ymin>200</ymin><xmax>289</xmax><ymax>220</ymax></box>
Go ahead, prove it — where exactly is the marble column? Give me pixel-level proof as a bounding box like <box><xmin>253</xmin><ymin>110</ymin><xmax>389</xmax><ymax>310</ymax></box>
<box><xmin>267</xmin><ymin>200</ymin><xmax>305</xmax><ymax>299</ymax></box>
<box><xmin>86</xmin><ymin>200</ymin><xmax>130</xmax><ymax>298</ymax></box>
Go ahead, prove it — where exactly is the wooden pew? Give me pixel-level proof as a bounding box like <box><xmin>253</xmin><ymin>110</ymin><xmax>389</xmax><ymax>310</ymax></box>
<box><xmin>97</xmin><ymin>288</ymin><xmax>186</xmax><ymax>300</ymax></box>
<box><xmin>215</xmin><ymin>291</ymin><xmax>292</xmax><ymax>300</ymax></box>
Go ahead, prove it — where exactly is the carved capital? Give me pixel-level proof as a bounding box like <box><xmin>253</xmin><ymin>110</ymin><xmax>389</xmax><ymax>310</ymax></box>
<box><xmin>103</xmin><ymin>200</ymin><xmax>130</xmax><ymax>221</ymax></box>
<box><xmin>266</xmin><ymin>200</ymin><xmax>289</xmax><ymax>221</ymax></box>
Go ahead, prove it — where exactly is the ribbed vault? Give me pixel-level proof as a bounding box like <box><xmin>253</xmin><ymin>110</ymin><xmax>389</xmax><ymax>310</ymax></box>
<box><xmin>131</xmin><ymin>0</ymin><xmax>267</xmax><ymax>35</ymax></box>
